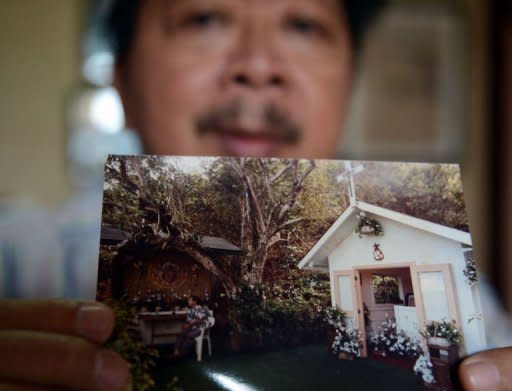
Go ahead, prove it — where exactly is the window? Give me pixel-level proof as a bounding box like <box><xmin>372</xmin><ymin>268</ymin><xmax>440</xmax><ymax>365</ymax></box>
<box><xmin>372</xmin><ymin>274</ymin><xmax>401</xmax><ymax>304</ymax></box>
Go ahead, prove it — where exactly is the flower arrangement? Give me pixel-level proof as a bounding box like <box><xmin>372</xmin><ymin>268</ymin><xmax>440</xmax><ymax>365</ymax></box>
<box><xmin>127</xmin><ymin>288</ymin><xmax>213</xmax><ymax>313</ymax></box>
<box><xmin>421</xmin><ymin>320</ymin><xmax>463</xmax><ymax>347</ymax></box>
<box><xmin>369</xmin><ymin>317</ymin><xmax>422</xmax><ymax>359</ymax></box>
<box><xmin>332</xmin><ymin>324</ymin><xmax>362</xmax><ymax>358</ymax></box>
<box><xmin>369</xmin><ymin>317</ymin><xmax>396</xmax><ymax>352</ymax></box>
<box><xmin>414</xmin><ymin>354</ymin><xmax>435</xmax><ymax>384</ymax></box>
<box><xmin>128</xmin><ymin>291</ymin><xmax>167</xmax><ymax>311</ymax></box>
<box><xmin>389</xmin><ymin>331</ymin><xmax>422</xmax><ymax>359</ymax></box>
<box><xmin>463</xmin><ymin>254</ymin><xmax>478</xmax><ymax>286</ymax></box>
<box><xmin>325</xmin><ymin>307</ymin><xmax>346</xmax><ymax>329</ymax></box>
<box><xmin>324</xmin><ymin>307</ymin><xmax>361</xmax><ymax>358</ymax></box>
<box><xmin>355</xmin><ymin>212</ymin><xmax>383</xmax><ymax>238</ymax></box>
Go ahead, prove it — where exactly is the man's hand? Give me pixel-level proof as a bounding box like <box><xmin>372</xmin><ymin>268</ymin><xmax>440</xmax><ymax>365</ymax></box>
<box><xmin>459</xmin><ymin>348</ymin><xmax>512</xmax><ymax>391</ymax></box>
<box><xmin>0</xmin><ymin>299</ymin><xmax>130</xmax><ymax>390</ymax></box>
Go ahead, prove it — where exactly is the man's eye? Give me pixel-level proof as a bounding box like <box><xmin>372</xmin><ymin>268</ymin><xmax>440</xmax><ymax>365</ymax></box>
<box><xmin>183</xmin><ymin>11</ymin><xmax>225</xmax><ymax>28</ymax></box>
<box><xmin>286</xmin><ymin>17</ymin><xmax>325</xmax><ymax>36</ymax></box>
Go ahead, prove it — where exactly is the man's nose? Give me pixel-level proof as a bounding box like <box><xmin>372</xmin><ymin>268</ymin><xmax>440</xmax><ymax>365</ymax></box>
<box><xmin>223</xmin><ymin>21</ymin><xmax>285</xmax><ymax>92</ymax></box>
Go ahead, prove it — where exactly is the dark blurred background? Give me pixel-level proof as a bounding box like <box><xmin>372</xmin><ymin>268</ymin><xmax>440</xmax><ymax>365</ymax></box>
<box><xmin>0</xmin><ymin>0</ymin><xmax>510</xmax><ymax>310</ymax></box>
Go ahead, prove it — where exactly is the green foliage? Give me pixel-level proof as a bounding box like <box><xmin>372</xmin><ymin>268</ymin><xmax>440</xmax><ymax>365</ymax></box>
<box><xmin>102</xmin><ymin>157</ymin><xmax>468</xmax><ymax>294</ymax></box>
<box><xmin>355</xmin><ymin>162</ymin><xmax>468</xmax><ymax>231</ymax></box>
<box><xmin>105</xmin><ymin>301</ymin><xmax>160</xmax><ymax>391</ymax></box>
<box><xmin>463</xmin><ymin>253</ymin><xmax>478</xmax><ymax>286</ymax></box>
<box><xmin>229</xmin><ymin>272</ymin><xmax>331</xmax><ymax>336</ymax></box>
<box><xmin>324</xmin><ymin>307</ymin><xmax>346</xmax><ymax>328</ymax></box>
<box><xmin>165</xmin><ymin>377</ymin><xmax>183</xmax><ymax>391</ymax></box>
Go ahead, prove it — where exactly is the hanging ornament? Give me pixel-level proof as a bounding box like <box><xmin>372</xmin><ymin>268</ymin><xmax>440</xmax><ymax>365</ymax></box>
<box><xmin>355</xmin><ymin>212</ymin><xmax>384</xmax><ymax>238</ymax></box>
<box><xmin>373</xmin><ymin>243</ymin><xmax>384</xmax><ymax>261</ymax></box>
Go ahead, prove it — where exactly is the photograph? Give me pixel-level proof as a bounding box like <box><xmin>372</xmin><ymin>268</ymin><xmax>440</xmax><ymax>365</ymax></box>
<box><xmin>97</xmin><ymin>155</ymin><xmax>486</xmax><ymax>391</ymax></box>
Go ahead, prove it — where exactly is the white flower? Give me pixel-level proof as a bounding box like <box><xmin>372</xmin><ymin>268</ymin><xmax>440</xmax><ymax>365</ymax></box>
<box><xmin>414</xmin><ymin>355</ymin><xmax>435</xmax><ymax>384</ymax></box>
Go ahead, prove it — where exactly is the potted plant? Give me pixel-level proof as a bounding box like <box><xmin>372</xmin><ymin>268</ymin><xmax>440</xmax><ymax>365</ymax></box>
<box><xmin>369</xmin><ymin>317</ymin><xmax>422</xmax><ymax>371</ymax></box>
<box><xmin>369</xmin><ymin>317</ymin><xmax>396</xmax><ymax>358</ymax></box>
<box><xmin>324</xmin><ymin>307</ymin><xmax>346</xmax><ymax>353</ymax></box>
<box><xmin>327</xmin><ymin>310</ymin><xmax>361</xmax><ymax>360</ymax></box>
<box><xmin>421</xmin><ymin>320</ymin><xmax>463</xmax><ymax>348</ymax></box>
<box><xmin>332</xmin><ymin>325</ymin><xmax>362</xmax><ymax>360</ymax></box>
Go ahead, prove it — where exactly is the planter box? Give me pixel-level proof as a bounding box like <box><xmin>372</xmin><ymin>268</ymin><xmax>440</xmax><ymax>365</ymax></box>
<box><xmin>338</xmin><ymin>352</ymin><xmax>355</xmax><ymax>360</ymax></box>
<box><xmin>428</xmin><ymin>337</ymin><xmax>452</xmax><ymax>348</ymax></box>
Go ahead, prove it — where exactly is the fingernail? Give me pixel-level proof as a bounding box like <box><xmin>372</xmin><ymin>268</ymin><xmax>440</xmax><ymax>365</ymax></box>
<box><xmin>76</xmin><ymin>304</ymin><xmax>113</xmax><ymax>342</ymax></box>
<box><xmin>462</xmin><ymin>360</ymin><xmax>501</xmax><ymax>391</ymax></box>
<box><xmin>95</xmin><ymin>349</ymin><xmax>131</xmax><ymax>391</ymax></box>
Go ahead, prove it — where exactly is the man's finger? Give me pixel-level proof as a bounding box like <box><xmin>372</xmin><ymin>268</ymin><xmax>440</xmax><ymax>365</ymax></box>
<box><xmin>0</xmin><ymin>331</ymin><xmax>130</xmax><ymax>391</ymax></box>
<box><xmin>0</xmin><ymin>299</ymin><xmax>114</xmax><ymax>343</ymax></box>
<box><xmin>459</xmin><ymin>347</ymin><xmax>512</xmax><ymax>391</ymax></box>
<box><xmin>0</xmin><ymin>382</ymin><xmax>65</xmax><ymax>390</ymax></box>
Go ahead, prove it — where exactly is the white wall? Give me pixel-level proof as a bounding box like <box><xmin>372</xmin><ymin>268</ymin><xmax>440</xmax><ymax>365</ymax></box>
<box><xmin>328</xmin><ymin>215</ymin><xmax>485</xmax><ymax>354</ymax></box>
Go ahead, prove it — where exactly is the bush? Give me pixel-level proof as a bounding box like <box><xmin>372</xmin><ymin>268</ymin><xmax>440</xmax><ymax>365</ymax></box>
<box><xmin>228</xmin><ymin>273</ymin><xmax>331</xmax><ymax>341</ymax></box>
<box><xmin>106</xmin><ymin>301</ymin><xmax>160</xmax><ymax>391</ymax></box>
<box><xmin>106</xmin><ymin>301</ymin><xmax>183</xmax><ymax>391</ymax></box>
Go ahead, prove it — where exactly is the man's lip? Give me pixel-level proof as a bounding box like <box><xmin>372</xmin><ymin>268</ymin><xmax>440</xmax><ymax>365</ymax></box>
<box><xmin>217</xmin><ymin>131</ymin><xmax>281</xmax><ymax>157</ymax></box>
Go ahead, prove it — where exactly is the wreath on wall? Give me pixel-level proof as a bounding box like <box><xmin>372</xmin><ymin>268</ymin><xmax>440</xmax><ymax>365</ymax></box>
<box><xmin>355</xmin><ymin>212</ymin><xmax>384</xmax><ymax>238</ymax></box>
<box><xmin>463</xmin><ymin>254</ymin><xmax>478</xmax><ymax>286</ymax></box>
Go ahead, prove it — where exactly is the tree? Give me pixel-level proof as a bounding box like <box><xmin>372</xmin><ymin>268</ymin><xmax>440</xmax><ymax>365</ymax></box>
<box><xmin>354</xmin><ymin>162</ymin><xmax>468</xmax><ymax>231</ymax></box>
<box><xmin>104</xmin><ymin>155</ymin><xmax>237</xmax><ymax>291</ymax></box>
<box><xmin>102</xmin><ymin>157</ymin><xmax>469</xmax><ymax>294</ymax></box>
<box><xmin>103</xmin><ymin>156</ymin><xmax>320</xmax><ymax>289</ymax></box>
<box><xmin>230</xmin><ymin>158</ymin><xmax>316</xmax><ymax>283</ymax></box>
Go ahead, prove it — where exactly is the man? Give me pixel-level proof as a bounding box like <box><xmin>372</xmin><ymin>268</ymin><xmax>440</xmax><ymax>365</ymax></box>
<box><xmin>173</xmin><ymin>296</ymin><xmax>208</xmax><ymax>357</ymax></box>
<box><xmin>0</xmin><ymin>1</ymin><xmax>509</xmax><ymax>390</ymax></box>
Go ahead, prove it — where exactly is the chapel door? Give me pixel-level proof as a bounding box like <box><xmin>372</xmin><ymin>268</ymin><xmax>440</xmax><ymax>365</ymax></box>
<box><xmin>410</xmin><ymin>264</ymin><xmax>463</xmax><ymax>353</ymax></box>
<box><xmin>333</xmin><ymin>270</ymin><xmax>367</xmax><ymax>357</ymax></box>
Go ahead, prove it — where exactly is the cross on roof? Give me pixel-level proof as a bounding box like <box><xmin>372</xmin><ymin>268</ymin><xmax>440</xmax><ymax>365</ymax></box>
<box><xmin>336</xmin><ymin>161</ymin><xmax>364</xmax><ymax>206</ymax></box>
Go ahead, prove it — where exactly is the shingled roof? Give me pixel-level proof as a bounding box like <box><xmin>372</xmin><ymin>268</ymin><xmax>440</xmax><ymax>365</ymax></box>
<box><xmin>101</xmin><ymin>225</ymin><xmax>243</xmax><ymax>254</ymax></box>
<box><xmin>199</xmin><ymin>235</ymin><xmax>243</xmax><ymax>253</ymax></box>
<box><xmin>101</xmin><ymin>226</ymin><xmax>132</xmax><ymax>245</ymax></box>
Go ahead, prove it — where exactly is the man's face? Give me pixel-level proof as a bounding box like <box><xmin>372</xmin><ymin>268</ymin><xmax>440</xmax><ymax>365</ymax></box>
<box><xmin>116</xmin><ymin>0</ymin><xmax>352</xmax><ymax>158</ymax></box>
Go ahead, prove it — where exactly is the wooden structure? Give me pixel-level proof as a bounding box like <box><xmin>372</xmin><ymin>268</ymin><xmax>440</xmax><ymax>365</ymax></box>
<box><xmin>427</xmin><ymin>341</ymin><xmax>459</xmax><ymax>391</ymax></box>
<box><xmin>138</xmin><ymin>310</ymin><xmax>188</xmax><ymax>345</ymax></box>
<box><xmin>102</xmin><ymin>226</ymin><xmax>243</xmax><ymax>301</ymax></box>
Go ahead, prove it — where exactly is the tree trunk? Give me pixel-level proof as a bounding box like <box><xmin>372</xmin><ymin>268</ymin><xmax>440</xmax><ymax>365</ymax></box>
<box><xmin>243</xmin><ymin>241</ymin><xmax>269</xmax><ymax>284</ymax></box>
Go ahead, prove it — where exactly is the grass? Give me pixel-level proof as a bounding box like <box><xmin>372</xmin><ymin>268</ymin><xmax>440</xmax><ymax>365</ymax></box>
<box><xmin>152</xmin><ymin>344</ymin><xmax>427</xmax><ymax>390</ymax></box>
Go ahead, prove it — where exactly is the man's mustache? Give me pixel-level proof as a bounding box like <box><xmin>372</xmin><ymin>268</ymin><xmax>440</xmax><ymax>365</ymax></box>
<box><xmin>196</xmin><ymin>100</ymin><xmax>302</xmax><ymax>145</ymax></box>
